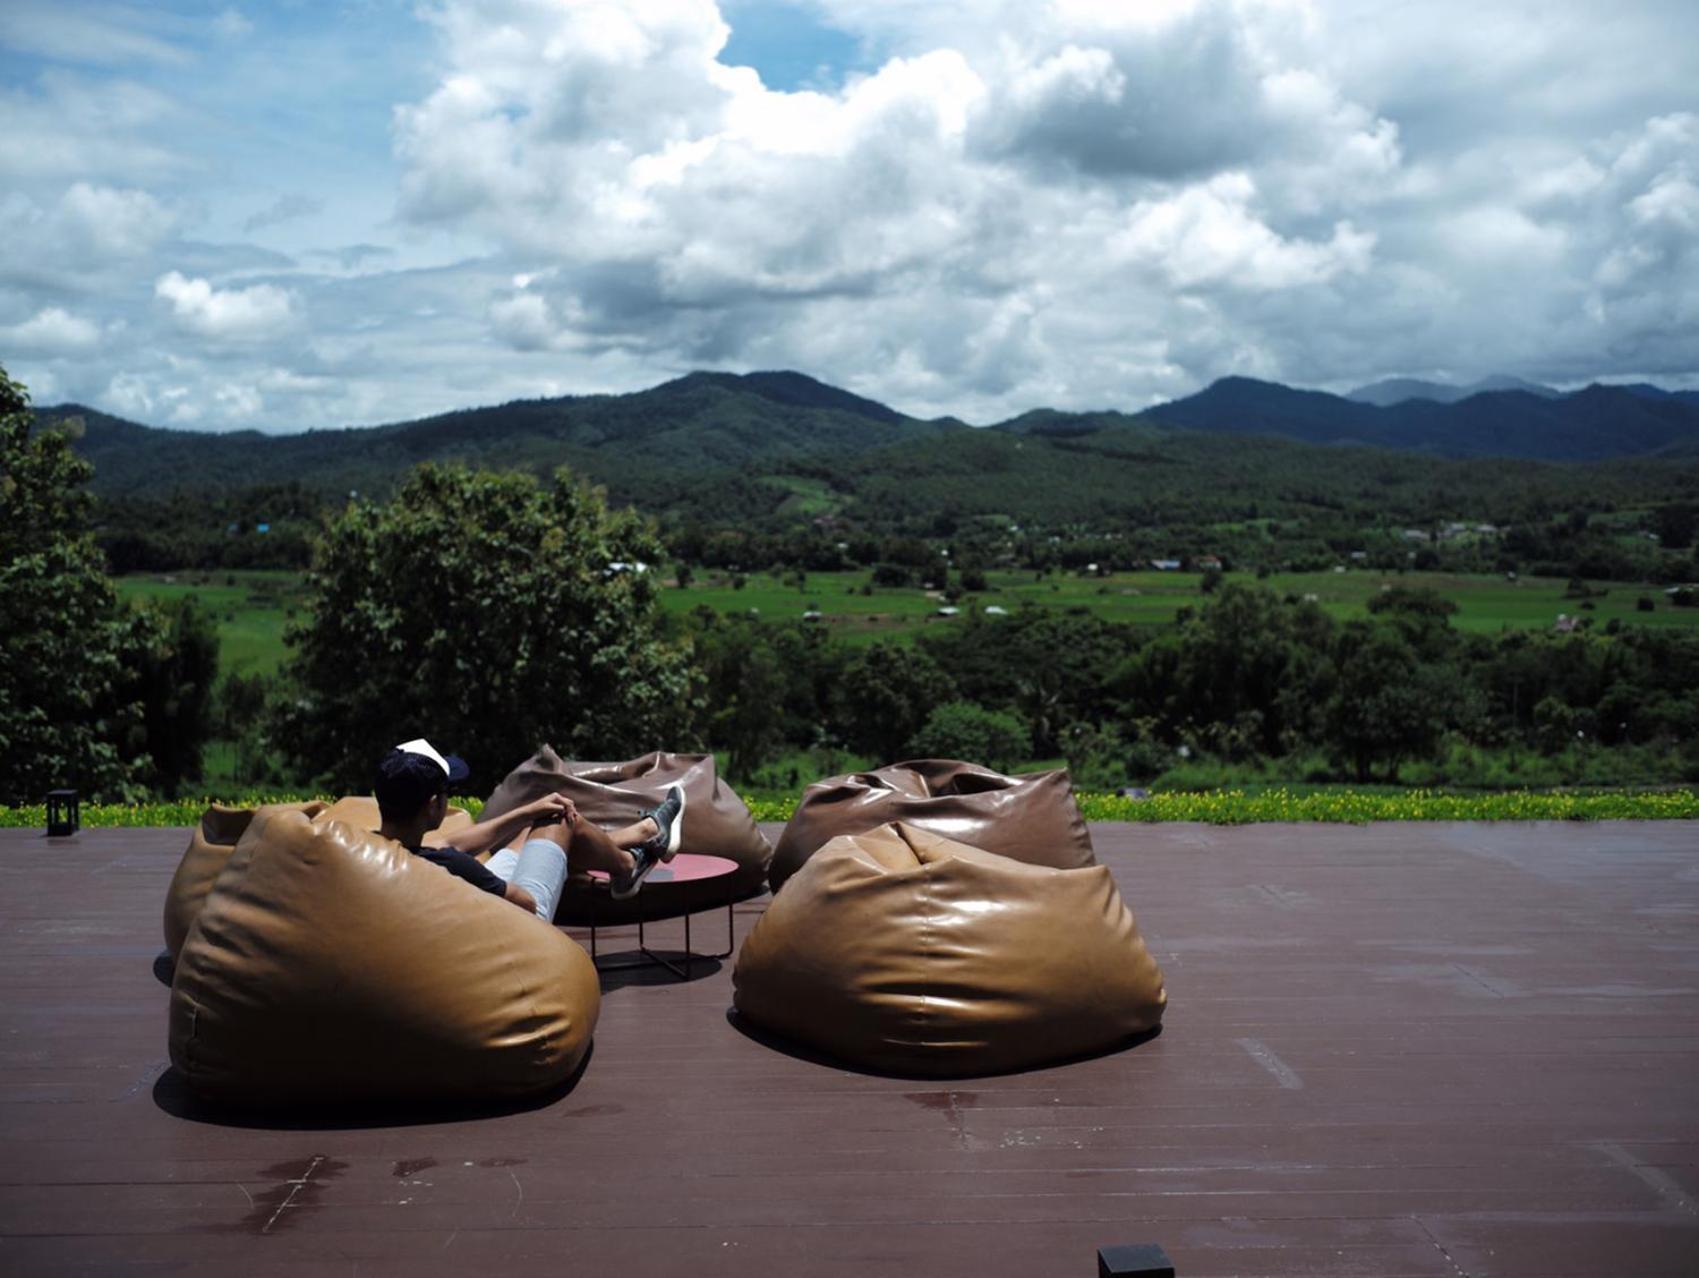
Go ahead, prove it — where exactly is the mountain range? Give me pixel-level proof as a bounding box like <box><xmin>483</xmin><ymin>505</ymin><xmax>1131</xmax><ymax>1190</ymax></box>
<box><xmin>1141</xmin><ymin>376</ymin><xmax>1699</xmax><ymax>462</ymax></box>
<box><xmin>36</xmin><ymin>368</ymin><xmax>1699</xmax><ymax>502</ymax></box>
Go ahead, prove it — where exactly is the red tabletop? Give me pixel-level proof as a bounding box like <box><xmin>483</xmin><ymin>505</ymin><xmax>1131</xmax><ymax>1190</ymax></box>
<box><xmin>586</xmin><ymin>852</ymin><xmax>739</xmax><ymax>885</ymax></box>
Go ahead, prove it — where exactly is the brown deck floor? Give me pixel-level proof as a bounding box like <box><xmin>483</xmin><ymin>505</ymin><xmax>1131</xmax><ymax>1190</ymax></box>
<box><xmin>3</xmin><ymin>822</ymin><xmax>1698</xmax><ymax>1277</ymax></box>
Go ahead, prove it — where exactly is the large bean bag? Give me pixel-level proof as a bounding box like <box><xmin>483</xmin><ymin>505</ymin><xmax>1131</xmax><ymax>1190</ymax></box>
<box><xmin>734</xmin><ymin>823</ymin><xmax>1166</xmax><ymax>1077</ymax></box>
<box><xmin>162</xmin><ymin>797</ymin><xmax>473</xmax><ymax>959</ymax></box>
<box><xmin>481</xmin><ymin>747</ymin><xmax>772</xmax><ymax>924</ymax></box>
<box><xmin>768</xmin><ymin>759</ymin><xmax>1094</xmax><ymax>894</ymax></box>
<box><xmin>169</xmin><ymin>804</ymin><xmax>599</xmax><ymax>1106</ymax></box>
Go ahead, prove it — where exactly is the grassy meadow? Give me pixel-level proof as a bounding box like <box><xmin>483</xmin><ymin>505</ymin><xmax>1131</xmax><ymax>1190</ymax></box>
<box><xmin>116</xmin><ymin>565</ymin><xmax>1699</xmax><ymax>676</ymax></box>
<box><xmin>654</xmin><ymin>567</ymin><xmax>1698</xmax><ymax>643</ymax></box>
<box><xmin>115</xmin><ymin>570</ymin><xmax>312</xmax><ymax>676</ymax></box>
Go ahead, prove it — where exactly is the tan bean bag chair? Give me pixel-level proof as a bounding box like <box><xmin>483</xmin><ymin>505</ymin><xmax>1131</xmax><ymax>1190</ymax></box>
<box><xmin>768</xmin><ymin>759</ymin><xmax>1094</xmax><ymax>894</ymax></box>
<box><xmin>481</xmin><ymin>747</ymin><xmax>772</xmax><ymax>925</ymax></box>
<box><xmin>169</xmin><ymin>804</ymin><xmax>599</xmax><ymax>1106</ymax></box>
<box><xmin>163</xmin><ymin>797</ymin><xmax>473</xmax><ymax>959</ymax></box>
<box><xmin>734</xmin><ymin>823</ymin><xmax>1166</xmax><ymax>1077</ymax></box>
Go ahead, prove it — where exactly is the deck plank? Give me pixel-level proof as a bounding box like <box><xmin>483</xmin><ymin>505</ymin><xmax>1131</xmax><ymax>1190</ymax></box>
<box><xmin>1</xmin><ymin>820</ymin><xmax>1696</xmax><ymax>1276</ymax></box>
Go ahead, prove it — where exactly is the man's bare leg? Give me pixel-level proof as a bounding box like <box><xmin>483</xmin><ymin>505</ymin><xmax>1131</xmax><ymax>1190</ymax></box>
<box><xmin>525</xmin><ymin>816</ymin><xmax>653</xmax><ymax>876</ymax></box>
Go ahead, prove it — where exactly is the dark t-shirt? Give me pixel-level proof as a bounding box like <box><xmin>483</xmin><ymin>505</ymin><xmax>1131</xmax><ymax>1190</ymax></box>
<box><xmin>408</xmin><ymin>845</ymin><xmax>506</xmax><ymax>898</ymax></box>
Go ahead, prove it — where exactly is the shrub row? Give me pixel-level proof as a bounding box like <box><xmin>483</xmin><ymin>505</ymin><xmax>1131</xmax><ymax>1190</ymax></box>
<box><xmin>4</xmin><ymin>789</ymin><xmax>1693</xmax><ymax>829</ymax></box>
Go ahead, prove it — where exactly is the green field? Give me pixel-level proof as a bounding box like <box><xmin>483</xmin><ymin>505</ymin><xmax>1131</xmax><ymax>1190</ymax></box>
<box><xmin>115</xmin><ymin>570</ymin><xmax>311</xmax><ymax>676</ymax></box>
<box><xmin>656</xmin><ymin>567</ymin><xmax>1699</xmax><ymax>643</ymax></box>
<box><xmin>116</xmin><ymin>566</ymin><xmax>1699</xmax><ymax>677</ymax></box>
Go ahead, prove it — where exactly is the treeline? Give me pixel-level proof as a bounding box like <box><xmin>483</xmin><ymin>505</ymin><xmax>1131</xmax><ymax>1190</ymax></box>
<box><xmin>80</xmin><ymin>400</ymin><xmax>1699</xmax><ymax>585</ymax></box>
<box><xmin>93</xmin><ymin>481</ymin><xmax>1699</xmax><ymax>588</ymax></box>
<box><xmin>12</xmin><ymin>347</ymin><xmax>1696</xmax><ymax>804</ymax></box>
<box><xmin>95</xmin><ymin>484</ymin><xmax>325</xmax><ymax>573</ymax></box>
<box><xmin>686</xmin><ymin>584</ymin><xmax>1699</xmax><ymax>787</ymax></box>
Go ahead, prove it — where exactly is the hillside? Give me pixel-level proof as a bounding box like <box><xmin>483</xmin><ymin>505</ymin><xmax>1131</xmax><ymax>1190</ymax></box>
<box><xmin>37</xmin><ymin>371</ymin><xmax>961</xmax><ymax>501</ymax></box>
<box><xmin>1149</xmin><ymin>377</ymin><xmax>1699</xmax><ymax>460</ymax></box>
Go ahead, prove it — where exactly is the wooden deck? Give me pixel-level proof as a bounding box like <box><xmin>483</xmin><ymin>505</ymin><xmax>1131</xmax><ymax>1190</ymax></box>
<box><xmin>3</xmin><ymin>821</ymin><xmax>1697</xmax><ymax>1277</ymax></box>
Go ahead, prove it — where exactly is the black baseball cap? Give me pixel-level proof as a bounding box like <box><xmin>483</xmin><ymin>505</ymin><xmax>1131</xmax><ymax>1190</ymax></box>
<box><xmin>374</xmin><ymin>738</ymin><xmax>470</xmax><ymax>818</ymax></box>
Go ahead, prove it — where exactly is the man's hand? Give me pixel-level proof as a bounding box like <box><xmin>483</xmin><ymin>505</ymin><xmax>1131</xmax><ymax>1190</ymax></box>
<box><xmin>524</xmin><ymin>793</ymin><xmax>577</xmax><ymax>826</ymax></box>
<box><xmin>505</xmin><ymin>882</ymin><xmax>540</xmax><ymax>915</ymax></box>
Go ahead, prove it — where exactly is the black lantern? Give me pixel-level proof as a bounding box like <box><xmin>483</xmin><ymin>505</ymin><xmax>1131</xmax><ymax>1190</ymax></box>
<box><xmin>46</xmin><ymin>789</ymin><xmax>80</xmax><ymax>838</ymax></box>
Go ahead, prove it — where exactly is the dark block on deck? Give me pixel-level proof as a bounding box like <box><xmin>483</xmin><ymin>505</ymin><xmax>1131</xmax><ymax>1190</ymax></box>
<box><xmin>1098</xmin><ymin>1242</ymin><xmax>1176</xmax><ymax>1277</ymax></box>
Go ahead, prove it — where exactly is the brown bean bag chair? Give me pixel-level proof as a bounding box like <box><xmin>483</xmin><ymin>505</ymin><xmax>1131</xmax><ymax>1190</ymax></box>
<box><xmin>481</xmin><ymin>747</ymin><xmax>772</xmax><ymax>925</ymax></box>
<box><xmin>734</xmin><ymin>822</ymin><xmax>1166</xmax><ymax>1077</ymax></box>
<box><xmin>169</xmin><ymin>804</ymin><xmax>599</xmax><ymax>1106</ymax></box>
<box><xmin>768</xmin><ymin>759</ymin><xmax>1094</xmax><ymax>894</ymax></box>
<box><xmin>162</xmin><ymin>797</ymin><xmax>473</xmax><ymax>959</ymax></box>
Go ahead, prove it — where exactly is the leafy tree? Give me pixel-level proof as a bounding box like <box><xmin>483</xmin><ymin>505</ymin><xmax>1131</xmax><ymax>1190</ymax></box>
<box><xmin>1324</xmin><ymin>623</ymin><xmax>1453</xmax><ymax>781</ymax></box>
<box><xmin>1121</xmin><ymin>585</ymin><xmax>1334</xmax><ymax>759</ymax></box>
<box><xmin>691</xmin><ymin>615</ymin><xmax>847</xmax><ymax>780</ymax></box>
<box><xmin>1654</xmin><ymin>503</ymin><xmax>1695</xmax><ymax>551</ymax></box>
<box><xmin>0</xmin><ymin>368</ymin><xmax>158</xmax><ymax>803</ymax></box>
<box><xmin>922</xmin><ymin>608</ymin><xmax>1141</xmax><ymax>757</ymax></box>
<box><xmin>907</xmin><ymin>701</ymin><xmax>1031</xmax><ymax>772</ymax></box>
<box><xmin>125</xmin><ymin>597</ymin><xmax>220</xmax><ymax>795</ymax></box>
<box><xmin>836</xmin><ymin>641</ymin><xmax>957</xmax><ymax>763</ymax></box>
<box><xmin>272</xmin><ymin>463</ymin><xmax>702</xmax><ymax>793</ymax></box>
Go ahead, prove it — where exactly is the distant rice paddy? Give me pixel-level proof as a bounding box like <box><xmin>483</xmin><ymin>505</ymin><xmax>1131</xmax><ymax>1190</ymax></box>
<box><xmin>114</xmin><ymin>566</ymin><xmax>1699</xmax><ymax>676</ymax></box>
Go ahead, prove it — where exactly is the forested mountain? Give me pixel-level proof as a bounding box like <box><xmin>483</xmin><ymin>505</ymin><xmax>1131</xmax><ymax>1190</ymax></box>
<box><xmin>1148</xmin><ymin>377</ymin><xmax>1699</xmax><ymax>460</ymax></box>
<box><xmin>1347</xmin><ymin>375</ymin><xmax>1561</xmax><ymax>406</ymax></box>
<box><xmin>36</xmin><ymin>371</ymin><xmax>962</xmax><ymax>500</ymax></box>
<box><xmin>41</xmin><ymin>369</ymin><xmax>1699</xmax><ymax>512</ymax></box>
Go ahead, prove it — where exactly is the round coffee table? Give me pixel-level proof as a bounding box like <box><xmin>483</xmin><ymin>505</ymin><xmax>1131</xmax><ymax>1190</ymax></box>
<box><xmin>584</xmin><ymin>852</ymin><xmax>739</xmax><ymax>979</ymax></box>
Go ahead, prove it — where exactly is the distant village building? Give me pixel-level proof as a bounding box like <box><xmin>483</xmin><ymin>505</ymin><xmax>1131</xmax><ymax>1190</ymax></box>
<box><xmin>1150</xmin><ymin>558</ymin><xmax>1182</xmax><ymax>571</ymax></box>
<box><xmin>984</xmin><ymin>605</ymin><xmax>1009</xmax><ymax>616</ymax></box>
<box><xmin>1194</xmin><ymin>555</ymin><xmax>1222</xmax><ymax>571</ymax></box>
<box><xmin>604</xmin><ymin>560</ymin><xmax>649</xmax><ymax>575</ymax></box>
<box><xmin>1554</xmin><ymin>614</ymin><xmax>1580</xmax><ymax>633</ymax></box>
<box><xmin>935</xmin><ymin>607</ymin><xmax>960</xmax><ymax>618</ymax></box>
<box><xmin>802</xmin><ymin>610</ymin><xmax>822</xmax><ymax>621</ymax></box>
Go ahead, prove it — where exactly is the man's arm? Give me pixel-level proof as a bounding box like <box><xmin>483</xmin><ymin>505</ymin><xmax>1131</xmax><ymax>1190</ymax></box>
<box><xmin>444</xmin><ymin>794</ymin><xmax>575</xmax><ymax>856</ymax></box>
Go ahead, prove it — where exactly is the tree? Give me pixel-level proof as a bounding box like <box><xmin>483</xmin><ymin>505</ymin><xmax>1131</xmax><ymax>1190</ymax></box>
<box><xmin>836</xmin><ymin>642</ymin><xmax>957</xmax><ymax>763</ymax></box>
<box><xmin>125</xmin><ymin>597</ymin><xmax>220</xmax><ymax>795</ymax></box>
<box><xmin>0</xmin><ymin>367</ymin><xmax>160</xmax><ymax>803</ymax></box>
<box><xmin>1654</xmin><ymin>503</ymin><xmax>1695</xmax><ymax>551</ymax></box>
<box><xmin>272</xmin><ymin>463</ymin><xmax>702</xmax><ymax>793</ymax></box>
<box><xmin>1324</xmin><ymin>623</ymin><xmax>1452</xmax><ymax>781</ymax></box>
<box><xmin>1121</xmin><ymin>585</ymin><xmax>1334</xmax><ymax>759</ymax></box>
<box><xmin>907</xmin><ymin>701</ymin><xmax>1031</xmax><ymax>772</ymax></box>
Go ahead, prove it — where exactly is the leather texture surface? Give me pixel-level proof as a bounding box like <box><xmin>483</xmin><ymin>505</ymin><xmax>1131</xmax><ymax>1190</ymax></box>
<box><xmin>481</xmin><ymin>747</ymin><xmax>771</xmax><ymax>924</ymax></box>
<box><xmin>734</xmin><ymin>822</ymin><xmax>1166</xmax><ymax>1077</ymax></box>
<box><xmin>169</xmin><ymin>804</ymin><xmax>599</xmax><ymax>1105</ymax></box>
<box><xmin>769</xmin><ymin>759</ymin><xmax>1094</xmax><ymax>894</ymax></box>
<box><xmin>163</xmin><ymin>798</ymin><xmax>471</xmax><ymax>959</ymax></box>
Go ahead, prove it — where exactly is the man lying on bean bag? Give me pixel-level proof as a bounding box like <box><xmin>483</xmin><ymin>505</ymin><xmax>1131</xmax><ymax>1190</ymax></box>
<box><xmin>374</xmin><ymin>738</ymin><xmax>687</xmax><ymax>915</ymax></box>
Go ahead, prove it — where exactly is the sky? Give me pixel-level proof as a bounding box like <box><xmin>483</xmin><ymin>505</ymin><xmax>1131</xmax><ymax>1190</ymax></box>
<box><xmin>1</xmin><ymin>0</ymin><xmax>1696</xmax><ymax>432</ymax></box>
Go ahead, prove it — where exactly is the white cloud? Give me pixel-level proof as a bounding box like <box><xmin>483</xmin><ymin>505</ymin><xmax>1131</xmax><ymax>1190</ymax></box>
<box><xmin>243</xmin><ymin>193</ymin><xmax>325</xmax><ymax>234</ymax></box>
<box><xmin>0</xmin><ymin>2</ymin><xmax>190</xmax><ymax>68</ymax></box>
<box><xmin>2</xmin><ymin>0</ymin><xmax>1697</xmax><ymax>430</ymax></box>
<box><xmin>154</xmin><ymin>271</ymin><xmax>300</xmax><ymax>341</ymax></box>
<box><xmin>0</xmin><ymin>70</ymin><xmax>184</xmax><ymax>180</ymax></box>
<box><xmin>0</xmin><ymin>306</ymin><xmax>102</xmax><ymax>354</ymax></box>
<box><xmin>1111</xmin><ymin>172</ymin><xmax>1375</xmax><ymax>291</ymax></box>
<box><xmin>214</xmin><ymin>8</ymin><xmax>253</xmax><ymax>41</ymax></box>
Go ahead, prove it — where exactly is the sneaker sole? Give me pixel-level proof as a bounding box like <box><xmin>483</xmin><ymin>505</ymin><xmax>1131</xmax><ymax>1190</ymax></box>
<box><xmin>660</xmin><ymin>785</ymin><xmax>687</xmax><ymax>861</ymax></box>
<box><xmin>609</xmin><ymin>858</ymin><xmax>656</xmax><ymax>901</ymax></box>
